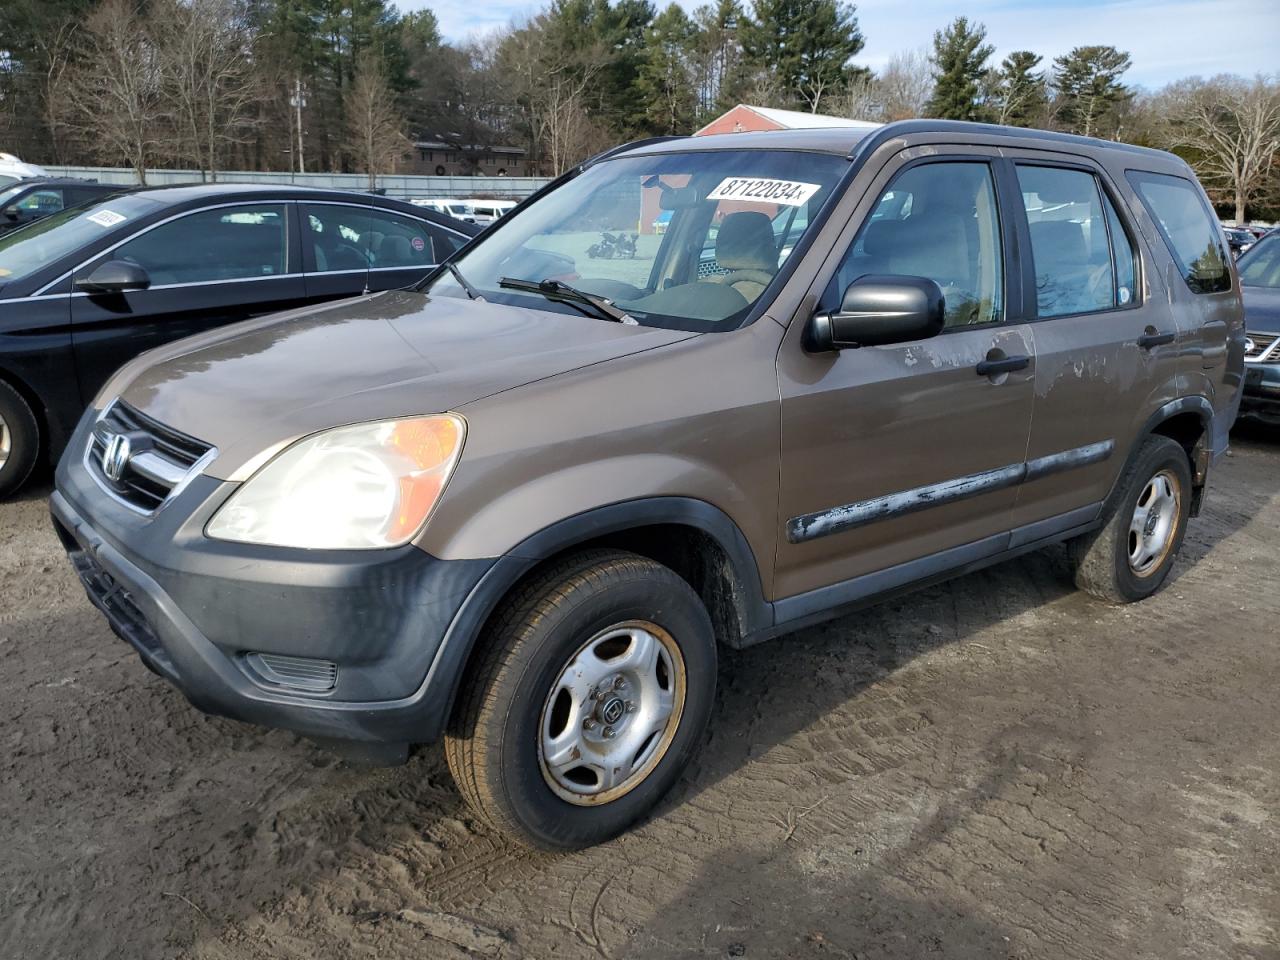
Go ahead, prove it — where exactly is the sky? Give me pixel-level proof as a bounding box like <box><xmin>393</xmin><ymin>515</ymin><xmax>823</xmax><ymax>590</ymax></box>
<box><xmin>398</xmin><ymin>0</ymin><xmax>1280</xmax><ymax>90</ymax></box>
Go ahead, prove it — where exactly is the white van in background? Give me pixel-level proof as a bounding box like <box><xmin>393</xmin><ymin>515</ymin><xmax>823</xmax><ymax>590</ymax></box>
<box><xmin>0</xmin><ymin>153</ymin><xmax>48</xmax><ymax>187</ymax></box>
<box><xmin>410</xmin><ymin>198</ymin><xmax>477</xmax><ymax>223</ymax></box>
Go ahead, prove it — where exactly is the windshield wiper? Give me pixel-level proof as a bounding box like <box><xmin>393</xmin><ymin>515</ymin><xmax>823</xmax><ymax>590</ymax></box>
<box><xmin>446</xmin><ymin>261</ymin><xmax>482</xmax><ymax>300</ymax></box>
<box><xmin>498</xmin><ymin>277</ymin><xmax>635</xmax><ymax>324</ymax></box>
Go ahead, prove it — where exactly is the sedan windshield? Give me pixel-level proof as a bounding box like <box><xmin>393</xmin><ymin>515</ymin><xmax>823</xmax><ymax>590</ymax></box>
<box><xmin>1239</xmin><ymin>234</ymin><xmax>1280</xmax><ymax>288</ymax></box>
<box><xmin>424</xmin><ymin>149</ymin><xmax>848</xmax><ymax>331</ymax></box>
<box><xmin>0</xmin><ymin>193</ymin><xmax>161</xmax><ymax>286</ymax></box>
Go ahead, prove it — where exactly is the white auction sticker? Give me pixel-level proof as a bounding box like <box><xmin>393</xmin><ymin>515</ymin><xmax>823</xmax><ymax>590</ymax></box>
<box><xmin>86</xmin><ymin>210</ymin><xmax>127</xmax><ymax>228</ymax></box>
<box><xmin>707</xmin><ymin>177</ymin><xmax>821</xmax><ymax>207</ymax></box>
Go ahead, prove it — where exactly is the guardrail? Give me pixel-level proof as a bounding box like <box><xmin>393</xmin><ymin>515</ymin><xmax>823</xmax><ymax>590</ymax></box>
<box><xmin>38</xmin><ymin>166</ymin><xmax>552</xmax><ymax>200</ymax></box>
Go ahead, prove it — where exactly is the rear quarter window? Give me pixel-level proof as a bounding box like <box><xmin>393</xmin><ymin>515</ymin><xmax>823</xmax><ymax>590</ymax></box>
<box><xmin>1126</xmin><ymin>170</ymin><xmax>1230</xmax><ymax>294</ymax></box>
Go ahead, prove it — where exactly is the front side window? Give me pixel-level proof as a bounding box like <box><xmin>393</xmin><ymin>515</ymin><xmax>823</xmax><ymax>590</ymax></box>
<box><xmin>1017</xmin><ymin>165</ymin><xmax>1123</xmax><ymax>318</ymax></box>
<box><xmin>425</xmin><ymin>149</ymin><xmax>849</xmax><ymax>332</ymax></box>
<box><xmin>17</xmin><ymin>189</ymin><xmax>65</xmax><ymax>214</ymax></box>
<box><xmin>1127</xmin><ymin>170</ymin><xmax>1230</xmax><ymax>294</ymax></box>
<box><xmin>1238</xmin><ymin>234</ymin><xmax>1280</xmax><ymax>288</ymax></box>
<box><xmin>113</xmin><ymin>205</ymin><xmax>287</xmax><ymax>285</ymax></box>
<box><xmin>823</xmin><ymin>161</ymin><xmax>1004</xmax><ymax>328</ymax></box>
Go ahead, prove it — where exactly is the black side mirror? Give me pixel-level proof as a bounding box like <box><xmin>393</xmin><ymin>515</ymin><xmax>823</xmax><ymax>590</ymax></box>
<box><xmin>808</xmin><ymin>275</ymin><xmax>946</xmax><ymax>351</ymax></box>
<box><xmin>2</xmin><ymin>205</ymin><xmax>18</xmax><ymax>221</ymax></box>
<box><xmin>75</xmin><ymin>260</ymin><xmax>151</xmax><ymax>294</ymax></box>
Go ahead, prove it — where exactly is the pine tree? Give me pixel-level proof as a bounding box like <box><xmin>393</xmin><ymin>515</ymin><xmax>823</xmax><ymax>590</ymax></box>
<box><xmin>1051</xmin><ymin>45</ymin><xmax>1132</xmax><ymax>138</ymax></box>
<box><xmin>993</xmin><ymin>50</ymin><xmax>1047</xmax><ymax>127</ymax></box>
<box><xmin>925</xmin><ymin>16</ymin><xmax>993</xmax><ymax>121</ymax></box>
<box><xmin>740</xmin><ymin>0</ymin><xmax>864</xmax><ymax>113</ymax></box>
<box><xmin>637</xmin><ymin>4</ymin><xmax>698</xmax><ymax>133</ymax></box>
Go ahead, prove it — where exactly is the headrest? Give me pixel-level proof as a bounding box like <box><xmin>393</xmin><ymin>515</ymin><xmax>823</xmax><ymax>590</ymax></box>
<box><xmin>716</xmin><ymin>211</ymin><xmax>777</xmax><ymax>273</ymax></box>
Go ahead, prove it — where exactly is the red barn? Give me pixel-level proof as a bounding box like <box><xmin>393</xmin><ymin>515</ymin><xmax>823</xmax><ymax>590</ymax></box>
<box><xmin>694</xmin><ymin>104</ymin><xmax>882</xmax><ymax>137</ymax></box>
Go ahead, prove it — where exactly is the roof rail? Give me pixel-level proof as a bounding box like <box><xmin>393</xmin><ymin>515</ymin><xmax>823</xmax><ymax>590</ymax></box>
<box><xmin>583</xmin><ymin>136</ymin><xmax>688</xmax><ymax>168</ymax></box>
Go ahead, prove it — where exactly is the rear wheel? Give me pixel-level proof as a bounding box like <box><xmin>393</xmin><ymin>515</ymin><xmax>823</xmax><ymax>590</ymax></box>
<box><xmin>1068</xmin><ymin>434</ymin><xmax>1192</xmax><ymax>603</ymax></box>
<box><xmin>0</xmin><ymin>381</ymin><xmax>40</xmax><ymax>500</ymax></box>
<box><xmin>445</xmin><ymin>549</ymin><xmax>716</xmax><ymax>850</ymax></box>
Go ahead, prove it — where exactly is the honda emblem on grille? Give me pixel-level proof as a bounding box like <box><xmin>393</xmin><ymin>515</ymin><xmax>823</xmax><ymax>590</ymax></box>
<box><xmin>102</xmin><ymin>432</ymin><xmax>132</xmax><ymax>482</ymax></box>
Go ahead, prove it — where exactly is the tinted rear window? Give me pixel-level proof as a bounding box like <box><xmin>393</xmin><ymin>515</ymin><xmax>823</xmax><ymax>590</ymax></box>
<box><xmin>1126</xmin><ymin>170</ymin><xmax>1230</xmax><ymax>294</ymax></box>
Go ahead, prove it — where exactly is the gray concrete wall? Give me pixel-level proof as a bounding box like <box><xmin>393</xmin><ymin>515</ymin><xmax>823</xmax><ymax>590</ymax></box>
<box><xmin>40</xmin><ymin>166</ymin><xmax>551</xmax><ymax>200</ymax></box>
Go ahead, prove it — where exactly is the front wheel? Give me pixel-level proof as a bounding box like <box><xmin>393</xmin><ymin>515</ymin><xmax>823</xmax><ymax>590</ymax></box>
<box><xmin>445</xmin><ymin>550</ymin><xmax>716</xmax><ymax>850</ymax></box>
<box><xmin>1068</xmin><ymin>434</ymin><xmax>1192</xmax><ymax>603</ymax></box>
<box><xmin>0</xmin><ymin>380</ymin><xmax>40</xmax><ymax>500</ymax></box>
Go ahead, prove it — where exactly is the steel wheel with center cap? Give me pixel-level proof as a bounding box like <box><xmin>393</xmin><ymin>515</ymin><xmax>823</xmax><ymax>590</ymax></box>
<box><xmin>539</xmin><ymin>621</ymin><xmax>686</xmax><ymax>805</ymax></box>
<box><xmin>0</xmin><ymin>380</ymin><xmax>40</xmax><ymax>499</ymax></box>
<box><xmin>446</xmin><ymin>549</ymin><xmax>716</xmax><ymax>850</ymax></box>
<box><xmin>1069</xmin><ymin>434</ymin><xmax>1192</xmax><ymax>603</ymax></box>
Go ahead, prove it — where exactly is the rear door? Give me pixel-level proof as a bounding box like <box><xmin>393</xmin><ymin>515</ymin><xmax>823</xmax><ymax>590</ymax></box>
<box><xmin>774</xmin><ymin>147</ymin><xmax>1036</xmax><ymax>604</ymax></box>
<box><xmin>69</xmin><ymin>202</ymin><xmax>306</xmax><ymax>401</ymax></box>
<box><xmin>1000</xmin><ymin>154</ymin><xmax>1185</xmax><ymax>531</ymax></box>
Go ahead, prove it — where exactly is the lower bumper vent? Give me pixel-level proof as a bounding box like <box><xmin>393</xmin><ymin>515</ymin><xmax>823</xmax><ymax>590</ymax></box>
<box><xmin>245</xmin><ymin>653</ymin><xmax>338</xmax><ymax>692</ymax></box>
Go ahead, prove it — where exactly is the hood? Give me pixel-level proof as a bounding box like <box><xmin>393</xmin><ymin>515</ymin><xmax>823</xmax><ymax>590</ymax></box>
<box><xmin>116</xmin><ymin>290</ymin><xmax>698</xmax><ymax>479</ymax></box>
<box><xmin>1242</xmin><ymin>284</ymin><xmax>1280</xmax><ymax>334</ymax></box>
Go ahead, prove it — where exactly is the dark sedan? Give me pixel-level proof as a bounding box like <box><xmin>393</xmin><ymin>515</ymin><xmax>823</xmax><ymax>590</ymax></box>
<box><xmin>0</xmin><ymin>184</ymin><xmax>478</xmax><ymax>496</ymax></box>
<box><xmin>0</xmin><ymin>178</ymin><xmax>124</xmax><ymax>236</ymax></box>
<box><xmin>1237</xmin><ymin>231</ymin><xmax>1280</xmax><ymax>425</ymax></box>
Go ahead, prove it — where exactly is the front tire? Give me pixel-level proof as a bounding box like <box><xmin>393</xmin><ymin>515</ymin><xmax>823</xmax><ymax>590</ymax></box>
<box><xmin>445</xmin><ymin>549</ymin><xmax>716</xmax><ymax>850</ymax></box>
<box><xmin>0</xmin><ymin>381</ymin><xmax>40</xmax><ymax>500</ymax></box>
<box><xmin>1068</xmin><ymin>435</ymin><xmax>1192</xmax><ymax>603</ymax></box>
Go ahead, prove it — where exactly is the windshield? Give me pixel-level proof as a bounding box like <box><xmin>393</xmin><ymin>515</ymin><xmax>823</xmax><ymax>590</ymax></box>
<box><xmin>0</xmin><ymin>184</ymin><xmax>26</xmax><ymax>207</ymax></box>
<box><xmin>424</xmin><ymin>149</ymin><xmax>848</xmax><ymax>331</ymax></box>
<box><xmin>1239</xmin><ymin>234</ymin><xmax>1280</xmax><ymax>287</ymax></box>
<box><xmin>0</xmin><ymin>193</ymin><xmax>160</xmax><ymax>285</ymax></box>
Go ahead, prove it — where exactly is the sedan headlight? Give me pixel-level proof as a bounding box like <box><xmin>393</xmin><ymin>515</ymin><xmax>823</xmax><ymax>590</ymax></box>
<box><xmin>206</xmin><ymin>415</ymin><xmax>465</xmax><ymax>549</ymax></box>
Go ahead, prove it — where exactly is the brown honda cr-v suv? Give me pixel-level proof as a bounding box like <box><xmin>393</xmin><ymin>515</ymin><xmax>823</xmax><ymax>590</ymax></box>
<box><xmin>53</xmin><ymin>120</ymin><xmax>1244</xmax><ymax>849</ymax></box>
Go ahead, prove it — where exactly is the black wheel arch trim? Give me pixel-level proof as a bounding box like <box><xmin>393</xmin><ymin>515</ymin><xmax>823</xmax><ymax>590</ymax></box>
<box><xmin>1106</xmin><ymin>395</ymin><xmax>1215</xmax><ymax>514</ymax></box>
<box><xmin>423</xmin><ymin>497</ymin><xmax>773</xmax><ymax>740</ymax></box>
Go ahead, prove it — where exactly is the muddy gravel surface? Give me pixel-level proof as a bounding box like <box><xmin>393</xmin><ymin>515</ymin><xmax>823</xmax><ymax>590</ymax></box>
<box><xmin>3</xmin><ymin>428</ymin><xmax>1279</xmax><ymax>960</ymax></box>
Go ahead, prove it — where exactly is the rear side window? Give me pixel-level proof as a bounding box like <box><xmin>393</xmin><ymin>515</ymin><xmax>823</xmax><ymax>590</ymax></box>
<box><xmin>1126</xmin><ymin>171</ymin><xmax>1230</xmax><ymax>294</ymax></box>
<box><xmin>1016</xmin><ymin>165</ymin><xmax>1138</xmax><ymax>317</ymax></box>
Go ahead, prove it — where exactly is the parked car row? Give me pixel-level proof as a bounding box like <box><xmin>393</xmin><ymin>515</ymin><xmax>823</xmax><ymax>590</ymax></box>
<box><xmin>0</xmin><ymin>177</ymin><xmax>123</xmax><ymax>236</ymax></box>
<box><xmin>36</xmin><ymin>120</ymin><xmax>1245</xmax><ymax>852</ymax></box>
<box><xmin>1237</xmin><ymin>230</ymin><xmax>1280</xmax><ymax>424</ymax></box>
<box><xmin>0</xmin><ymin>184</ymin><xmax>478</xmax><ymax>497</ymax></box>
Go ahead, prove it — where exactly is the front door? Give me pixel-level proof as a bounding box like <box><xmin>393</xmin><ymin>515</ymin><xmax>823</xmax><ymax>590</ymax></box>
<box><xmin>774</xmin><ymin>150</ymin><xmax>1036</xmax><ymax>606</ymax></box>
<box><xmin>69</xmin><ymin>202</ymin><xmax>306</xmax><ymax>401</ymax></box>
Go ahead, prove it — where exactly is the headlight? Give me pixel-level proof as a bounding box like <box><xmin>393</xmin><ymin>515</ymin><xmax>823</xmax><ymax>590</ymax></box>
<box><xmin>206</xmin><ymin>415</ymin><xmax>465</xmax><ymax>549</ymax></box>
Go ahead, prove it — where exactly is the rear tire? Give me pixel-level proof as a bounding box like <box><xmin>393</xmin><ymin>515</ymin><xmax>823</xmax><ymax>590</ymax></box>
<box><xmin>445</xmin><ymin>549</ymin><xmax>716</xmax><ymax>850</ymax></box>
<box><xmin>1068</xmin><ymin>434</ymin><xmax>1192</xmax><ymax>603</ymax></box>
<box><xmin>0</xmin><ymin>380</ymin><xmax>40</xmax><ymax>500</ymax></box>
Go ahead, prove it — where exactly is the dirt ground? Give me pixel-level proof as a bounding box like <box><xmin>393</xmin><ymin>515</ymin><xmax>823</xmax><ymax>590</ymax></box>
<box><xmin>2</xmin><ymin>426</ymin><xmax>1278</xmax><ymax>960</ymax></box>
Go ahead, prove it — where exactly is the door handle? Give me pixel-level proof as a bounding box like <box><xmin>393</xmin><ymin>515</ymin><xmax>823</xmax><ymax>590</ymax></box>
<box><xmin>975</xmin><ymin>354</ymin><xmax>1030</xmax><ymax>377</ymax></box>
<box><xmin>1137</xmin><ymin>331</ymin><xmax>1175</xmax><ymax>349</ymax></box>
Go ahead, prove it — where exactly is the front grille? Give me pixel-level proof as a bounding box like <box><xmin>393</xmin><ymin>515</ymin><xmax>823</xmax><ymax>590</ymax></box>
<box><xmin>1245</xmin><ymin>331</ymin><xmax>1278</xmax><ymax>361</ymax></box>
<box><xmin>86</xmin><ymin>401</ymin><xmax>213</xmax><ymax>512</ymax></box>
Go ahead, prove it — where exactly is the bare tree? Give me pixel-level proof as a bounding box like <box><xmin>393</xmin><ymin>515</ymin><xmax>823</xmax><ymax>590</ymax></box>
<box><xmin>1162</xmin><ymin>75</ymin><xmax>1280</xmax><ymax>222</ymax></box>
<box><xmin>877</xmin><ymin>49</ymin><xmax>933</xmax><ymax>120</ymax></box>
<box><xmin>498</xmin><ymin>18</ymin><xmax>611</xmax><ymax>175</ymax></box>
<box><xmin>63</xmin><ymin>0</ymin><xmax>164</xmax><ymax>183</ymax></box>
<box><xmin>156</xmin><ymin>0</ymin><xmax>260</xmax><ymax>181</ymax></box>
<box><xmin>31</xmin><ymin>18</ymin><xmax>82</xmax><ymax>165</ymax></box>
<box><xmin>827</xmin><ymin>74</ymin><xmax>881</xmax><ymax>121</ymax></box>
<box><xmin>343</xmin><ymin>51</ymin><xmax>411</xmax><ymax>190</ymax></box>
